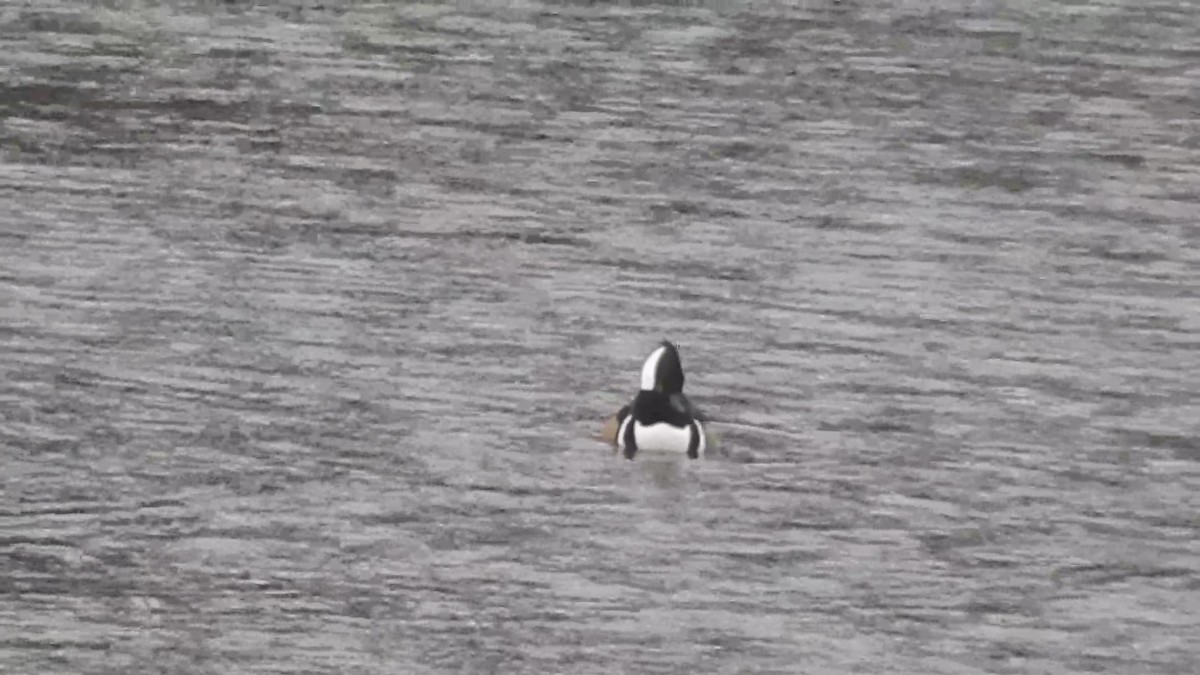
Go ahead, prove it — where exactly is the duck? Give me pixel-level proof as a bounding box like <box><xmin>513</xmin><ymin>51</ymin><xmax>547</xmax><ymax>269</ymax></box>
<box><xmin>600</xmin><ymin>340</ymin><xmax>708</xmax><ymax>459</ymax></box>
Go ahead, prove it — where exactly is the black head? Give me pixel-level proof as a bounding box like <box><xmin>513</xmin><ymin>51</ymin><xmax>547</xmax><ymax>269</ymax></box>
<box><xmin>640</xmin><ymin>340</ymin><xmax>686</xmax><ymax>394</ymax></box>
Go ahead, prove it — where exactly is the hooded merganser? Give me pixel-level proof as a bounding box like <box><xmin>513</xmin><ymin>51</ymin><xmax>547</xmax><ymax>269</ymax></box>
<box><xmin>601</xmin><ymin>341</ymin><xmax>707</xmax><ymax>459</ymax></box>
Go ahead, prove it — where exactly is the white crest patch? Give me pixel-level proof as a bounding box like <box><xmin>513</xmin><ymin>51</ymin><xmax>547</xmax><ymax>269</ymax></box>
<box><xmin>639</xmin><ymin>345</ymin><xmax>666</xmax><ymax>391</ymax></box>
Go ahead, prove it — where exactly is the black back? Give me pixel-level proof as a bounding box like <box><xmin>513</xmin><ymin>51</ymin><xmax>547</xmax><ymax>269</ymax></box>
<box><xmin>630</xmin><ymin>390</ymin><xmax>693</xmax><ymax>427</ymax></box>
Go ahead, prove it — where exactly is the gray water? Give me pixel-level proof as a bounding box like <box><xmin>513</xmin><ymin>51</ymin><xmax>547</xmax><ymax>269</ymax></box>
<box><xmin>2</xmin><ymin>0</ymin><xmax>1198</xmax><ymax>673</ymax></box>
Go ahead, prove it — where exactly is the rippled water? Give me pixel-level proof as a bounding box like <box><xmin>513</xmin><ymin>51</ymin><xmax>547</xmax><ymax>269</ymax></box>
<box><xmin>2</xmin><ymin>0</ymin><xmax>1198</xmax><ymax>673</ymax></box>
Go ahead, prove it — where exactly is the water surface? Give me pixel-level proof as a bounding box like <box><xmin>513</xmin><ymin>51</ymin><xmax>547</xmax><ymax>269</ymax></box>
<box><xmin>1</xmin><ymin>1</ymin><xmax>1198</xmax><ymax>673</ymax></box>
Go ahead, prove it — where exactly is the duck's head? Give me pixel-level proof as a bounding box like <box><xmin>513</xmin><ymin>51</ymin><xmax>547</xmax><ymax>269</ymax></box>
<box><xmin>639</xmin><ymin>340</ymin><xmax>686</xmax><ymax>394</ymax></box>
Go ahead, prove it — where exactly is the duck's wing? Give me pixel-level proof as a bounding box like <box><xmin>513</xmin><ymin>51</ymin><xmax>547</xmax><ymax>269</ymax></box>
<box><xmin>599</xmin><ymin>404</ymin><xmax>632</xmax><ymax>445</ymax></box>
<box><xmin>669</xmin><ymin>392</ymin><xmax>708</xmax><ymax>421</ymax></box>
<box><xmin>672</xmin><ymin>393</ymin><xmax>720</xmax><ymax>455</ymax></box>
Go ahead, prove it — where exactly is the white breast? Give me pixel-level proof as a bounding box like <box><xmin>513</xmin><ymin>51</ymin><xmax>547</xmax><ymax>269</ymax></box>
<box><xmin>619</xmin><ymin>420</ymin><xmax>705</xmax><ymax>457</ymax></box>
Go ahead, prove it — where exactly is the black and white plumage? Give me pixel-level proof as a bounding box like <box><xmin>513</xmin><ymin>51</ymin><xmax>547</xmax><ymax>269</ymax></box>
<box><xmin>610</xmin><ymin>341</ymin><xmax>707</xmax><ymax>460</ymax></box>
